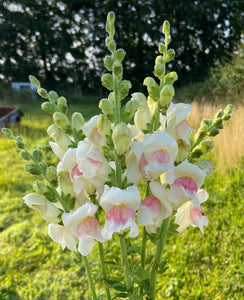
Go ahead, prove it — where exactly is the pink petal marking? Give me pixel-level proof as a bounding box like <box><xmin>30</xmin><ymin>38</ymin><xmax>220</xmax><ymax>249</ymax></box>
<box><xmin>87</xmin><ymin>157</ymin><xmax>103</xmax><ymax>168</ymax></box>
<box><xmin>142</xmin><ymin>196</ymin><xmax>161</xmax><ymax>213</ymax></box>
<box><xmin>76</xmin><ymin>217</ymin><xmax>99</xmax><ymax>237</ymax></box>
<box><xmin>189</xmin><ymin>206</ymin><xmax>202</xmax><ymax>222</ymax></box>
<box><xmin>106</xmin><ymin>204</ymin><xmax>135</xmax><ymax>225</ymax></box>
<box><xmin>71</xmin><ymin>164</ymin><xmax>83</xmax><ymax>178</ymax></box>
<box><xmin>92</xmin><ymin>127</ymin><xmax>103</xmax><ymax>144</ymax></box>
<box><xmin>150</xmin><ymin>149</ymin><xmax>170</xmax><ymax>165</ymax></box>
<box><xmin>139</xmin><ymin>154</ymin><xmax>148</xmax><ymax>174</ymax></box>
<box><xmin>173</xmin><ymin>176</ymin><xmax>198</xmax><ymax>193</ymax></box>
<box><xmin>175</xmin><ymin>120</ymin><xmax>189</xmax><ymax>136</ymax></box>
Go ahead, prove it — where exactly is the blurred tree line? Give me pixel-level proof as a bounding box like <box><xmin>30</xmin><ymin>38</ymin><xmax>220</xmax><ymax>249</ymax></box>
<box><xmin>0</xmin><ymin>0</ymin><xmax>243</xmax><ymax>93</ymax></box>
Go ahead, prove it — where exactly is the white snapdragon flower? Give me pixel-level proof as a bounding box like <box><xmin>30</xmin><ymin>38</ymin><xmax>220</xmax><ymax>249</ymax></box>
<box><xmin>126</xmin><ymin>131</ymin><xmax>178</xmax><ymax>183</ymax></box>
<box><xmin>62</xmin><ymin>202</ymin><xmax>105</xmax><ymax>256</ymax></box>
<box><xmin>165</xmin><ymin>160</ymin><xmax>207</xmax><ymax>209</ymax></box>
<box><xmin>137</xmin><ymin>181</ymin><xmax>172</xmax><ymax>234</ymax></box>
<box><xmin>175</xmin><ymin>189</ymin><xmax>209</xmax><ymax>233</ymax></box>
<box><xmin>100</xmin><ymin>185</ymin><xmax>141</xmax><ymax>240</ymax></box>
<box><xmin>77</xmin><ymin>139</ymin><xmax>111</xmax><ymax>187</ymax></box>
<box><xmin>23</xmin><ymin>193</ymin><xmax>61</xmax><ymax>223</ymax></box>
<box><xmin>82</xmin><ymin>115</ymin><xmax>106</xmax><ymax>146</ymax></box>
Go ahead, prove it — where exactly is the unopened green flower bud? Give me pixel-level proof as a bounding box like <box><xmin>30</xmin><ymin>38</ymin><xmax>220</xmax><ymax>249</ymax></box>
<box><xmin>20</xmin><ymin>149</ymin><xmax>32</xmax><ymax>160</ymax></box>
<box><xmin>207</xmin><ymin>127</ymin><xmax>220</xmax><ymax>137</ymax></box>
<box><xmin>33</xmin><ymin>180</ymin><xmax>49</xmax><ymax>195</ymax></box>
<box><xmin>159</xmin><ymin>84</ymin><xmax>174</xmax><ymax>106</ymax></box>
<box><xmin>25</xmin><ymin>163</ymin><xmax>41</xmax><ymax>175</ymax></box>
<box><xmin>72</xmin><ymin>112</ymin><xmax>85</xmax><ymax>131</ymax></box>
<box><xmin>1</xmin><ymin>128</ymin><xmax>15</xmax><ymax>140</ymax></box>
<box><xmin>104</xmin><ymin>55</ymin><xmax>113</xmax><ymax>71</ymax></box>
<box><xmin>115</xmin><ymin>49</ymin><xmax>126</xmax><ymax>62</ymax></box>
<box><xmin>97</xmin><ymin>114</ymin><xmax>111</xmax><ymax>137</ymax></box>
<box><xmin>41</xmin><ymin>102</ymin><xmax>56</xmax><ymax>114</ymax></box>
<box><xmin>49</xmin><ymin>91</ymin><xmax>58</xmax><ymax>103</ymax></box>
<box><xmin>213</xmin><ymin>118</ymin><xmax>222</xmax><ymax>127</ymax></box>
<box><xmin>118</xmin><ymin>80</ymin><xmax>131</xmax><ymax>99</ymax></box>
<box><xmin>121</xmin><ymin>99</ymin><xmax>139</xmax><ymax>124</ymax></box>
<box><xmin>37</xmin><ymin>88</ymin><xmax>48</xmax><ymax>99</ymax></box>
<box><xmin>113</xmin><ymin>61</ymin><xmax>123</xmax><ymax>79</ymax></box>
<box><xmin>195</xmin><ymin>124</ymin><xmax>208</xmax><ymax>141</ymax></box>
<box><xmin>159</xmin><ymin>43</ymin><xmax>167</xmax><ymax>54</ymax></box>
<box><xmin>112</xmin><ymin>123</ymin><xmax>131</xmax><ymax>155</ymax></box>
<box><xmin>16</xmin><ymin>136</ymin><xmax>25</xmax><ymax>149</ymax></box>
<box><xmin>101</xmin><ymin>73</ymin><xmax>113</xmax><ymax>90</ymax></box>
<box><xmin>165</xmin><ymin>49</ymin><xmax>175</xmax><ymax>62</ymax></box>
<box><xmin>46</xmin><ymin>166</ymin><xmax>57</xmax><ymax>183</ymax></box>
<box><xmin>32</xmin><ymin>149</ymin><xmax>43</xmax><ymax>162</ymax></box>
<box><xmin>154</xmin><ymin>63</ymin><xmax>165</xmax><ymax>78</ymax></box>
<box><xmin>162</xmin><ymin>20</ymin><xmax>170</xmax><ymax>35</ymax></box>
<box><xmin>99</xmin><ymin>98</ymin><xmax>114</xmax><ymax>117</ymax></box>
<box><xmin>165</xmin><ymin>35</ymin><xmax>171</xmax><ymax>46</ymax></box>
<box><xmin>57</xmin><ymin>97</ymin><xmax>68</xmax><ymax>114</ymax></box>
<box><xmin>53</xmin><ymin>112</ymin><xmax>70</xmax><ymax>132</ymax></box>
<box><xmin>106</xmin><ymin>11</ymin><xmax>115</xmax><ymax>37</ymax></box>
<box><xmin>215</xmin><ymin>109</ymin><xmax>224</xmax><ymax>119</ymax></box>
<box><xmin>29</xmin><ymin>75</ymin><xmax>40</xmax><ymax>88</ymax></box>
<box><xmin>155</xmin><ymin>55</ymin><xmax>164</xmax><ymax>64</ymax></box>
<box><xmin>202</xmin><ymin>119</ymin><xmax>212</xmax><ymax>126</ymax></box>
<box><xmin>193</xmin><ymin>140</ymin><xmax>214</xmax><ymax>157</ymax></box>
<box><xmin>143</xmin><ymin>77</ymin><xmax>159</xmax><ymax>101</ymax></box>
<box><xmin>164</xmin><ymin>72</ymin><xmax>178</xmax><ymax>85</ymax></box>
<box><xmin>108</xmin><ymin>40</ymin><xmax>116</xmax><ymax>52</ymax></box>
<box><xmin>224</xmin><ymin>104</ymin><xmax>232</xmax><ymax>115</ymax></box>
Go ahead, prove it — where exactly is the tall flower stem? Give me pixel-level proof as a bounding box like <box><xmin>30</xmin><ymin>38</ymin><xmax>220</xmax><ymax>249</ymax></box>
<box><xmin>98</xmin><ymin>242</ymin><xmax>111</xmax><ymax>300</ymax></box>
<box><xmin>120</xmin><ymin>235</ymin><xmax>132</xmax><ymax>292</ymax></box>
<box><xmin>83</xmin><ymin>256</ymin><xmax>97</xmax><ymax>300</ymax></box>
<box><xmin>139</xmin><ymin>181</ymin><xmax>150</xmax><ymax>298</ymax></box>
<box><xmin>149</xmin><ymin>218</ymin><xmax>170</xmax><ymax>300</ymax></box>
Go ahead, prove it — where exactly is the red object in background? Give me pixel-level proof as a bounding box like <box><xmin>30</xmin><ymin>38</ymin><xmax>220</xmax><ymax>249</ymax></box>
<box><xmin>0</xmin><ymin>107</ymin><xmax>23</xmax><ymax>128</ymax></box>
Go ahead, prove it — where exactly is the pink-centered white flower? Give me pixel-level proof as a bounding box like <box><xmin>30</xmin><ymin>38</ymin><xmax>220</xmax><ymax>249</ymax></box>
<box><xmin>137</xmin><ymin>181</ymin><xmax>172</xmax><ymax>234</ymax></box>
<box><xmin>77</xmin><ymin>139</ymin><xmax>111</xmax><ymax>187</ymax></box>
<box><xmin>100</xmin><ymin>185</ymin><xmax>141</xmax><ymax>240</ymax></box>
<box><xmin>126</xmin><ymin>131</ymin><xmax>178</xmax><ymax>183</ymax></box>
<box><xmin>23</xmin><ymin>193</ymin><xmax>61</xmax><ymax>223</ymax></box>
<box><xmin>175</xmin><ymin>189</ymin><xmax>209</xmax><ymax>233</ymax></box>
<box><xmin>62</xmin><ymin>202</ymin><xmax>105</xmax><ymax>256</ymax></box>
<box><xmin>165</xmin><ymin>160</ymin><xmax>207</xmax><ymax>209</ymax></box>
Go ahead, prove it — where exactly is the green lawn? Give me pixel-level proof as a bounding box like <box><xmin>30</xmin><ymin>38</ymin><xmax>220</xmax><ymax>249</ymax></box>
<box><xmin>0</xmin><ymin>100</ymin><xmax>243</xmax><ymax>299</ymax></box>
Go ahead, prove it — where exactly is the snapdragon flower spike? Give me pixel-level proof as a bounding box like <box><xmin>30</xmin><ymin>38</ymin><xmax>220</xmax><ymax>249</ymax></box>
<box><xmin>127</xmin><ymin>131</ymin><xmax>178</xmax><ymax>183</ymax></box>
<box><xmin>175</xmin><ymin>189</ymin><xmax>209</xmax><ymax>233</ymax></box>
<box><xmin>165</xmin><ymin>160</ymin><xmax>207</xmax><ymax>209</ymax></box>
<box><xmin>62</xmin><ymin>202</ymin><xmax>105</xmax><ymax>256</ymax></box>
<box><xmin>100</xmin><ymin>185</ymin><xmax>141</xmax><ymax>239</ymax></box>
<box><xmin>48</xmin><ymin>223</ymin><xmax>78</xmax><ymax>251</ymax></box>
<box><xmin>137</xmin><ymin>181</ymin><xmax>172</xmax><ymax>234</ymax></box>
<box><xmin>23</xmin><ymin>193</ymin><xmax>61</xmax><ymax>223</ymax></box>
<box><xmin>82</xmin><ymin>115</ymin><xmax>106</xmax><ymax>146</ymax></box>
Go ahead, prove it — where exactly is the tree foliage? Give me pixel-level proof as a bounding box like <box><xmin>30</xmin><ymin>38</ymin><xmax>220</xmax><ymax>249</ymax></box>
<box><xmin>0</xmin><ymin>0</ymin><xmax>243</xmax><ymax>91</ymax></box>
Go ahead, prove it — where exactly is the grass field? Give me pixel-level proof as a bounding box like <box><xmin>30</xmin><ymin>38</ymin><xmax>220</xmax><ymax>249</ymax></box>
<box><xmin>0</xmin><ymin>97</ymin><xmax>243</xmax><ymax>299</ymax></box>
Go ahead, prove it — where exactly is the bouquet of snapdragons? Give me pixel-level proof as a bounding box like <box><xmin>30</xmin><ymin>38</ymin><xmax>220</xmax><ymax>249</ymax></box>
<box><xmin>2</xmin><ymin>12</ymin><xmax>232</xmax><ymax>300</ymax></box>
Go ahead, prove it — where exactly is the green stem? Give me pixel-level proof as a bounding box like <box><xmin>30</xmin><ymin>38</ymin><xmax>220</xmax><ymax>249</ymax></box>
<box><xmin>83</xmin><ymin>256</ymin><xmax>98</xmax><ymax>300</ymax></box>
<box><xmin>98</xmin><ymin>243</ymin><xmax>111</xmax><ymax>300</ymax></box>
<box><xmin>139</xmin><ymin>181</ymin><xmax>150</xmax><ymax>298</ymax></box>
<box><xmin>120</xmin><ymin>235</ymin><xmax>132</xmax><ymax>291</ymax></box>
<box><xmin>149</xmin><ymin>218</ymin><xmax>170</xmax><ymax>300</ymax></box>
